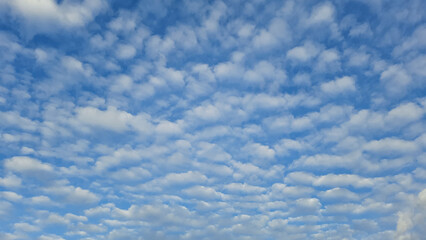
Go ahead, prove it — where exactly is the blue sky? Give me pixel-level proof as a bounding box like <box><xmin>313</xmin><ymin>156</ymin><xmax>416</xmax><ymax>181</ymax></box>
<box><xmin>0</xmin><ymin>0</ymin><xmax>425</xmax><ymax>239</ymax></box>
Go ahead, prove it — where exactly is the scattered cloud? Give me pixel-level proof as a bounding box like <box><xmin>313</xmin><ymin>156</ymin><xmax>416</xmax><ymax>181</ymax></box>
<box><xmin>0</xmin><ymin>0</ymin><xmax>425</xmax><ymax>239</ymax></box>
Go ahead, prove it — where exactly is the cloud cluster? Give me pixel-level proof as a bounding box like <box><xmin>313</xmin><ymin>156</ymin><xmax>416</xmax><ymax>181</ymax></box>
<box><xmin>0</xmin><ymin>0</ymin><xmax>425</xmax><ymax>239</ymax></box>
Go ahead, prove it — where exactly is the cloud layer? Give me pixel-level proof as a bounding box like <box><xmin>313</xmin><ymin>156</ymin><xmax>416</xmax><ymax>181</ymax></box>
<box><xmin>0</xmin><ymin>0</ymin><xmax>425</xmax><ymax>239</ymax></box>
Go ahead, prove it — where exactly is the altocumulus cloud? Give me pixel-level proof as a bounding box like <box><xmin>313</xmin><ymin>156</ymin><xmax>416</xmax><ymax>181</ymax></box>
<box><xmin>0</xmin><ymin>0</ymin><xmax>425</xmax><ymax>239</ymax></box>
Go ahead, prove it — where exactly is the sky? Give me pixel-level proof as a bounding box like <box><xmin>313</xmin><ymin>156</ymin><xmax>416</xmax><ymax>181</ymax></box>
<box><xmin>0</xmin><ymin>0</ymin><xmax>425</xmax><ymax>239</ymax></box>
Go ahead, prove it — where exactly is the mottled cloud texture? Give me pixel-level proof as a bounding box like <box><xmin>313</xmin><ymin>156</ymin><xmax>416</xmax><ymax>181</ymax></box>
<box><xmin>0</xmin><ymin>0</ymin><xmax>425</xmax><ymax>239</ymax></box>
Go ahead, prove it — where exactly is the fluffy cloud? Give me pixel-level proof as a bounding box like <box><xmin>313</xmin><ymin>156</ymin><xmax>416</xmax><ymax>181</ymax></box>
<box><xmin>320</xmin><ymin>76</ymin><xmax>356</xmax><ymax>95</ymax></box>
<box><xmin>0</xmin><ymin>174</ymin><xmax>22</xmax><ymax>188</ymax></box>
<box><xmin>1</xmin><ymin>0</ymin><xmax>425</xmax><ymax>239</ymax></box>
<box><xmin>4</xmin><ymin>156</ymin><xmax>54</xmax><ymax>175</ymax></box>
<box><xmin>0</xmin><ymin>111</ymin><xmax>38</xmax><ymax>131</ymax></box>
<box><xmin>44</xmin><ymin>185</ymin><xmax>100</xmax><ymax>205</ymax></box>
<box><xmin>307</xmin><ymin>2</ymin><xmax>335</xmax><ymax>25</ymax></box>
<box><xmin>285</xmin><ymin>172</ymin><xmax>377</xmax><ymax>188</ymax></box>
<box><xmin>75</xmin><ymin>106</ymin><xmax>133</xmax><ymax>132</ymax></box>
<box><xmin>242</xmin><ymin>142</ymin><xmax>276</xmax><ymax>161</ymax></box>
<box><xmin>287</xmin><ymin>42</ymin><xmax>320</xmax><ymax>62</ymax></box>
<box><xmin>393</xmin><ymin>25</ymin><xmax>426</xmax><ymax>56</ymax></box>
<box><xmin>252</xmin><ymin>17</ymin><xmax>292</xmax><ymax>49</ymax></box>
<box><xmin>224</xmin><ymin>183</ymin><xmax>266</xmax><ymax>194</ymax></box>
<box><xmin>1</xmin><ymin>0</ymin><xmax>105</xmax><ymax>29</ymax></box>
<box><xmin>139</xmin><ymin>171</ymin><xmax>208</xmax><ymax>192</ymax></box>
<box><xmin>183</xmin><ymin>185</ymin><xmax>225</xmax><ymax>200</ymax></box>
<box><xmin>395</xmin><ymin>189</ymin><xmax>426</xmax><ymax>240</ymax></box>
<box><xmin>380</xmin><ymin>65</ymin><xmax>412</xmax><ymax>97</ymax></box>
<box><xmin>112</xmin><ymin>203</ymin><xmax>201</xmax><ymax>227</ymax></box>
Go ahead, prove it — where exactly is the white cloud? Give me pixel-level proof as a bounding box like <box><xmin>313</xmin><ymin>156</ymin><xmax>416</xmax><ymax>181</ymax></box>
<box><xmin>285</xmin><ymin>171</ymin><xmax>377</xmax><ymax>188</ymax></box>
<box><xmin>380</xmin><ymin>65</ymin><xmax>412</xmax><ymax>97</ymax></box>
<box><xmin>223</xmin><ymin>183</ymin><xmax>266</xmax><ymax>194</ymax></box>
<box><xmin>241</xmin><ymin>94</ymin><xmax>287</xmax><ymax>112</ymax></box>
<box><xmin>214</xmin><ymin>61</ymin><xmax>245</xmax><ymax>80</ymax></box>
<box><xmin>75</xmin><ymin>106</ymin><xmax>133</xmax><ymax>132</ymax></box>
<box><xmin>189</xmin><ymin>104</ymin><xmax>221</xmax><ymax>122</ymax></box>
<box><xmin>110</xmin><ymin>167</ymin><xmax>151</xmax><ymax>181</ymax></box>
<box><xmin>314</xmin><ymin>104</ymin><xmax>353</xmax><ymax>123</ymax></box>
<box><xmin>315</xmin><ymin>48</ymin><xmax>341</xmax><ymax>72</ymax></box>
<box><xmin>284</xmin><ymin>171</ymin><xmax>316</xmax><ymax>185</ymax></box>
<box><xmin>21</xmin><ymin>146</ymin><xmax>35</xmax><ymax>155</ymax></box>
<box><xmin>386</xmin><ymin>102</ymin><xmax>424</xmax><ymax>127</ymax></box>
<box><xmin>1</xmin><ymin>1</ymin><xmax>425</xmax><ymax>239</ymax></box>
<box><xmin>167</xmin><ymin>25</ymin><xmax>198</xmax><ymax>50</ymax></box>
<box><xmin>287</xmin><ymin>42</ymin><xmax>320</xmax><ymax>62</ymax></box>
<box><xmin>108</xmin><ymin>13</ymin><xmax>137</xmax><ymax>33</ymax></box>
<box><xmin>252</xmin><ymin>30</ymin><xmax>278</xmax><ymax>49</ymax></box>
<box><xmin>61</xmin><ymin>56</ymin><xmax>88</xmax><ymax>74</ymax></box>
<box><xmin>139</xmin><ymin>171</ymin><xmax>208</xmax><ymax>192</ymax></box>
<box><xmin>292</xmin><ymin>198</ymin><xmax>322</xmax><ymax>215</ymax></box>
<box><xmin>1</xmin><ymin>191</ymin><xmax>23</xmax><ymax>202</ymax></box>
<box><xmin>264</xmin><ymin>114</ymin><xmax>315</xmax><ymax>134</ymax></box>
<box><xmin>408</xmin><ymin>55</ymin><xmax>426</xmax><ymax>77</ymax></box>
<box><xmin>320</xmin><ymin>76</ymin><xmax>356</xmax><ymax>95</ymax></box>
<box><xmin>30</xmin><ymin>195</ymin><xmax>53</xmax><ymax>205</ymax></box>
<box><xmin>395</xmin><ymin>189</ymin><xmax>426</xmax><ymax>240</ymax></box>
<box><xmin>74</xmin><ymin>222</ymin><xmax>106</xmax><ymax>234</ymax></box>
<box><xmin>314</xmin><ymin>174</ymin><xmax>375</xmax><ymax>188</ymax></box>
<box><xmin>237</xmin><ymin>23</ymin><xmax>255</xmax><ymax>38</ymax></box>
<box><xmin>1</xmin><ymin>0</ymin><xmax>105</xmax><ymax>30</ymax></box>
<box><xmin>268</xmin><ymin>183</ymin><xmax>315</xmax><ymax>199</ymax></box>
<box><xmin>44</xmin><ymin>185</ymin><xmax>99</xmax><ymax>205</ymax></box>
<box><xmin>94</xmin><ymin>147</ymin><xmax>144</xmax><ymax>172</ymax></box>
<box><xmin>242</xmin><ymin>142</ymin><xmax>276</xmax><ymax>160</ymax></box>
<box><xmin>84</xmin><ymin>203</ymin><xmax>114</xmax><ymax>217</ymax></box>
<box><xmin>116</xmin><ymin>44</ymin><xmax>136</xmax><ymax>60</ymax></box>
<box><xmin>347</xmin><ymin>50</ymin><xmax>370</xmax><ymax>67</ymax></box>
<box><xmin>44</xmin><ymin>213</ymin><xmax>70</xmax><ymax>225</ymax></box>
<box><xmin>34</xmin><ymin>48</ymin><xmax>49</xmax><ymax>62</ymax></box>
<box><xmin>112</xmin><ymin>204</ymin><xmax>201</xmax><ymax>227</ymax></box>
<box><xmin>413</xmin><ymin>168</ymin><xmax>426</xmax><ymax>180</ymax></box>
<box><xmin>0</xmin><ymin>174</ymin><xmax>22</xmax><ymax>188</ymax></box>
<box><xmin>155</xmin><ymin>120</ymin><xmax>183</xmax><ymax>135</ymax></box>
<box><xmin>0</xmin><ymin>111</ymin><xmax>38</xmax><ymax>131</ymax></box>
<box><xmin>183</xmin><ymin>186</ymin><xmax>224</xmax><ymax>200</ymax></box>
<box><xmin>324</xmin><ymin>200</ymin><xmax>393</xmax><ymax>215</ymax></box>
<box><xmin>364</xmin><ymin>138</ymin><xmax>420</xmax><ymax>156</ymax></box>
<box><xmin>194</xmin><ymin>162</ymin><xmax>233</xmax><ymax>178</ymax></box>
<box><xmin>393</xmin><ymin>25</ymin><xmax>426</xmax><ymax>56</ymax></box>
<box><xmin>38</xmin><ymin>234</ymin><xmax>65</xmax><ymax>240</ymax></box>
<box><xmin>107</xmin><ymin>228</ymin><xmax>140</xmax><ymax>240</ymax></box>
<box><xmin>14</xmin><ymin>222</ymin><xmax>40</xmax><ymax>232</ymax></box>
<box><xmin>110</xmin><ymin>75</ymin><xmax>133</xmax><ymax>93</ymax></box>
<box><xmin>90</xmin><ymin>32</ymin><xmax>117</xmax><ymax>49</ymax></box>
<box><xmin>232</xmin><ymin>161</ymin><xmax>284</xmax><ymax>183</ymax></box>
<box><xmin>157</xmin><ymin>66</ymin><xmax>185</xmax><ymax>87</ymax></box>
<box><xmin>352</xmin><ymin>219</ymin><xmax>379</xmax><ymax>233</ymax></box>
<box><xmin>307</xmin><ymin>2</ymin><xmax>335</xmax><ymax>25</ymax></box>
<box><xmin>243</xmin><ymin>61</ymin><xmax>286</xmax><ymax>87</ymax></box>
<box><xmin>274</xmin><ymin>138</ymin><xmax>310</xmax><ymax>156</ymax></box>
<box><xmin>4</xmin><ymin>156</ymin><xmax>54</xmax><ymax>175</ymax></box>
<box><xmin>0</xmin><ymin>200</ymin><xmax>12</xmax><ymax>217</ymax></box>
<box><xmin>186</xmin><ymin>64</ymin><xmax>215</xmax><ymax>98</ymax></box>
<box><xmin>339</xmin><ymin>102</ymin><xmax>423</xmax><ymax>136</ymax></box>
<box><xmin>145</xmin><ymin>35</ymin><xmax>175</xmax><ymax>58</ymax></box>
<box><xmin>349</xmin><ymin>23</ymin><xmax>373</xmax><ymax>37</ymax></box>
<box><xmin>196</xmin><ymin>142</ymin><xmax>231</xmax><ymax>162</ymax></box>
<box><xmin>293</xmin><ymin>73</ymin><xmax>311</xmax><ymax>86</ymax></box>
<box><xmin>318</xmin><ymin>188</ymin><xmax>360</xmax><ymax>201</ymax></box>
<box><xmin>252</xmin><ymin>17</ymin><xmax>291</xmax><ymax>49</ymax></box>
